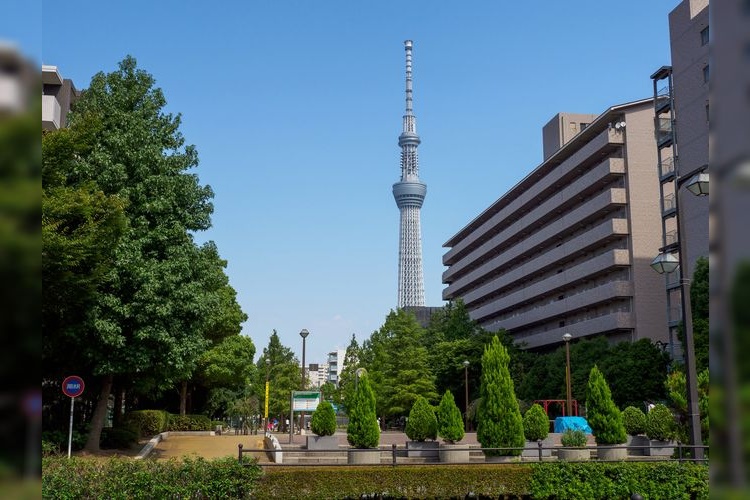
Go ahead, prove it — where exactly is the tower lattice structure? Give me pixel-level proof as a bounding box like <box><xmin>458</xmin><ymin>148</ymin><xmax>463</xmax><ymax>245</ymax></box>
<box><xmin>393</xmin><ymin>40</ymin><xmax>426</xmax><ymax>308</ymax></box>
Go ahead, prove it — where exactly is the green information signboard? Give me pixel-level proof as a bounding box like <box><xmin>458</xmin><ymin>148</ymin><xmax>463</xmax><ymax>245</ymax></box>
<box><xmin>292</xmin><ymin>391</ymin><xmax>321</xmax><ymax>411</ymax></box>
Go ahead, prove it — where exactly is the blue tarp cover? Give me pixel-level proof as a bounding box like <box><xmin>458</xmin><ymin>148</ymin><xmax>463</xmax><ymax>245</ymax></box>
<box><xmin>554</xmin><ymin>416</ymin><xmax>592</xmax><ymax>434</ymax></box>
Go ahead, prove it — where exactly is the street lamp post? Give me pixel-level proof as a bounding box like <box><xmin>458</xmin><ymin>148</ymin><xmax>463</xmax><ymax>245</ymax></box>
<box><xmin>299</xmin><ymin>329</ymin><xmax>310</xmax><ymax>435</ymax></box>
<box><xmin>264</xmin><ymin>358</ymin><xmax>270</xmax><ymax>433</ymax></box>
<box><xmin>562</xmin><ymin>333</ymin><xmax>573</xmax><ymax>417</ymax></box>
<box><xmin>463</xmin><ymin>360</ymin><xmax>470</xmax><ymax>431</ymax></box>
<box><xmin>650</xmin><ymin>167</ymin><xmax>708</xmax><ymax>462</ymax></box>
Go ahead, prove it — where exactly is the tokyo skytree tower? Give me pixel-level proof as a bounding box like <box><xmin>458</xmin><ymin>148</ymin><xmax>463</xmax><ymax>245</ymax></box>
<box><xmin>393</xmin><ymin>40</ymin><xmax>426</xmax><ymax>308</ymax></box>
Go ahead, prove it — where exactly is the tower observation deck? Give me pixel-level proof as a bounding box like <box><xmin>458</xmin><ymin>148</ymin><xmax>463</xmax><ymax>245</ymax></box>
<box><xmin>393</xmin><ymin>40</ymin><xmax>426</xmax><ymax>308</ymax></box>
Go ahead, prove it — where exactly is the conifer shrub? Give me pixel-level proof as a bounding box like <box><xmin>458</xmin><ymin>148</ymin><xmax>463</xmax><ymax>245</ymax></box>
<box><xmin>310</xmin><ymin>400</ymin><xmax>337</xmax><ymax>437</ymax></box>
<box><xmin>346</xmin><ymin>373</ymin><xmax>380</xmax><ymax>448</ymax></box>
<box><xmin>622</xmin><ymin>406</ymin><xmax>647</xmax><ymax>436</ymax></box>
<box><xmin>437</xmin><ymin>390</ymin><xmax>465</xmax><ymax>444</ymax></box>
<box><xmin>476</xmin><ymin>336</ymin><xmax>525</xmax><ymax>456</ymax></box>
<box><xmin>522</xmin><ymin>403</ymin><xmax>549</xmax><ymax>442</ymax></box>
<box><xmin>560</xmin><ymin>429</ymin><xmax>587</xmax><ymax>447</ymax></box>
<box><xmin>646</xmin><ymin>403</ymin><xmax>675</xmax><ymax>441</ymax></box>
<box><xmin>405</xmin><ymin>396</ymin><xmax>438</xmax><ymax>442</ymax></box>
<box><xmin>585</xmin><ymin>365</ymin><xmax>627</xmax><ymax>445</ymax></box>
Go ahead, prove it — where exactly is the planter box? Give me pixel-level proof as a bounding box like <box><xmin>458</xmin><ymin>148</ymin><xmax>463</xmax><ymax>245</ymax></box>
<box><xmin>406</xmin><ymin>441</ymin><xmax>439</xmax><ymax>458</ymax></box>
<box><xmin>306</xmin><ymin>435</ymin><xmax>338</xmax><ymax>450</ymax></box>
<box><xmin>557</xmin><ymin>448</ymin><xmax>590</xmax><ymax>461</ymax></box>
<box><xmin>347</xmin><ymin>448</ymin><xmax>381</xmax><ymax>464</ymax></box>
<box><xmin>521</xmin><ymin>437</ymin><xmax>553</xmax><ymax>458</ymax></box>
<box><xmin>597</xmin><ymin>445</ymin><xmax>627</xmax><ymax>461</ymax></box>
<box><xmin>644</xmin><ymin>439</ymin><xmax>675</xmax><ymax>457</ymax></box>
<box><xmin>439</xmin><ymin>443</ymin><xmax>470</xmax><ymax>463</ymax></box>
<box><xmin>626</xmin><ymin>435</ymin><xmax>650</xmax><ymax>456</ymax></box>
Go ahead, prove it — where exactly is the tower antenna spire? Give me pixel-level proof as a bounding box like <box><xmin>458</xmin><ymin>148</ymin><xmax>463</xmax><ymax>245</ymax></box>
<box><xmin>393</xmin><ymin>40</ymin><xmax>426</xmax><ymax>308</ymax></box>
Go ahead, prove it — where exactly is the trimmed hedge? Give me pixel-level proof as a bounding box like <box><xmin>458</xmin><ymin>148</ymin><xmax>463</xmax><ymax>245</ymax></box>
<box><xmin>43</xmin><ymin>456</ymin><xmax>262</xmax><ymax>499</ymax></box>
<box><xmin>254</xmin><ymin>465</ymin><xmax>531</xmax><ymax>500</ymax></box>
<box><xmin>124</xmin><ymin>410</ymin><xmax>169</xmax><ymax>438</ymax></box>
<box><xmin>167</xmin><ymin>414</ymin><xmax>212</xmax><ymax>431</ymax></box>
<box><xmin>310</xmin><ymin>400</ymin><xmax>337</xmax><ymax>437</ymax></box>
<box><xmin>523</xmin><ymin>403</ymin><xmax>549</xmax><ymax>441</ymax></box>
<box><xmin>530</xmin><ymin>462</ymin><xmax>708</xmax><ymax>499</ymax></box>
<box><xmin>252</xmin><ymin>462</ymin><xmax>707</xmax><ymax>500</ymax></box>
<box><xmin>623</xmin><ymin>406</ymin><xmax>647</xmax><ymax>436</ymax></box>
<box><xmin>561</xmin><ymin>429</ymin><xmax>587</xmax><ymax>447</ymax></box>
<box><xmin>646</xmin><ymin>403</ymin><xmax>675</xmax><ymax>441</ymax></box>
<box><xmin>405</xmin><ymin>396</ymin><xmax>438</xmax><ymax>442</ymax></box>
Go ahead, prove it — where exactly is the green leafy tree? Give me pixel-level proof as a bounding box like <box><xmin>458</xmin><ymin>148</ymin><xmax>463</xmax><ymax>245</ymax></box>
<box><xmin>665</xmin><ymin>368</ymin><xmax>709</xmax><ymax>445</ymax></box>
<box><xmin>366</xmin><ymin>310</ymin><xmax>438</xmax><ymax>419</ymax></box>
<box><xmin>437</xmin><ymin>390</ymin><xmax>465</xmax><ymax>444</ymax></box>
<box><xmin>346</xmin><ymin>373</ymin><xmax>379</xmax><ymax>448</ymax></box>
<box><xmin>405</xmin><ymin>396</ymin><xmax>438</xmax><ymax>442</ymax></box>
<box><xmin>255</xmin><ymin>331</ymin><xmax>299</xmax><ymax>427</ymax></box>
<box><xmin>338</xmin><ymin>334</ymin><xmax>361</xmax><ymax>411</ymax></box>
<box><xmin>523</xmin><ymin>403</ymin><xmax>549</xmax><ymax>442</ymax></box>
<box><xmin>585</xmin><ymin>365</ymin><xmax>627</xmax><ymax>445</ymax></box>
<box><xmin>319</xmin><ymin>382</ymin><xmax>340</xmax><ymax>405</ymax></box>
<box><xmin>310</xmin><ymin>400</ymin><xmax>337</xmax><ymax>437</ymax></box>
<box><xmin>42</xmin><ymin>57</ymin><xmax>244</xmax><ymax>451</ymax></box>
<box><xmin>198</xmin><ymin>335</ymin><xmax>256</xmax><ymax>389</ymax></box>
<box><xmin>476</xmin><ymin>336</ymin><xmax>525</xmax><ymax>456</ymax></box>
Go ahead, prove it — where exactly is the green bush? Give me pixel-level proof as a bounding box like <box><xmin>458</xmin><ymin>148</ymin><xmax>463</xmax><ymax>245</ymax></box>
<box><xmin>124</xmin><ymin>410</ymin><xmax>169</xmax><ymax>437</ymax></box>
<box><xmin>167</xmin><ymin>413</ymin><xmax>212</xmax><ymax>431</ymax></box>
<box><xmin>646</xmin><ymin>403</ymin><xmax>675</xmax><ymax>441</ymax></box>
<box><xmin>622</xmin><ymin>406</ymin><xmax>647</xmax><ymax>436</ymax></box>
<box><xmin>43</xmin><ymin>455</ymin><xmax>262</xmax><ymax>498</ymax></box>
<box><xmin>530</xmin><ymin>462</ymin><xmax>708</xmax><ymax>500</ymax></box>
<box><xmin>477</xmin><ymin>335</ymin><xmax>525</xmax><ymax>456</ymax></box>
<box><xmin>437</xmin><ymin>390</ymin><xmax>465</xmax><ymax>444</ymax></box>
<box><xmin>586</xmin><ymin>365</ymin><xmax>627</xmax><ymax>445</ymax></box>
<box><xmin>255</xmin><ymin>464</ymin><xmax>531</xmax><ymax>499</ymax></box>
<box><xmin>560</xmin><ymin>429</ymin><xmax>587</xmax><ymax>447</ymax></box>
<box><xmin>42</xmin><ymin>429</ymin><xmax>87</xmax><ymax>452</ymax></box>
<box><xmin>100</xmin><ymin>426</ymin><xmax>138</xmax><ymax>449</ymax></box>
<box><xmin>346</xmin><ymin>373</ymin><xmax>380</xmax><ymax>449</ymax></box>
<box><xmin>251</xmin><ymin>462</ymin><xmax>707</xmax><ymax>500</ymax></box>
<box><xmin>405</xmin><ymin>396</ymin><xmax>438</xmax><ymax>442</ymax></box>
<box><xmin>523</xmin><ymin>403</ymin><xmax>549</xmax><ymax>441</ymax></box>
<box><xmin>310</xmin><ymin>400</ymin><xmax>337</xmax><ymax>437</ymax></box>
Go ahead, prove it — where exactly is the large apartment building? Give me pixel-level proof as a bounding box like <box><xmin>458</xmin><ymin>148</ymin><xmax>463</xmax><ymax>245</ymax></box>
<box><xmin>442</xmin><ymin>99</ymin><xmax>668</xmax><ymax>350</ymax></box>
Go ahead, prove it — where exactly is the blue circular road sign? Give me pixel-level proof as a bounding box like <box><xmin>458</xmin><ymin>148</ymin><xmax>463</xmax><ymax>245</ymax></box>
<box><xmin>62</xmin><ymin>375</ymin><xmax>85</xmax><ymax>398</ymax></box>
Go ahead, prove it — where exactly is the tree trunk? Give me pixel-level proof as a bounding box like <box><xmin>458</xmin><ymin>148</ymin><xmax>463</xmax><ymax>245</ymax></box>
<box><xmin>180</xmin><ymin>380</ymin><xmax>187</xmax><ymax>416</ymax></box>
<box><xmin>83</xmin><ymin>374</ymin><xmax>113</xmax><ymax>453</ymax></box>
<box><xmin>112</xmin><ymin>383</ymin><xmax>124</xmax><ymax>427</ymax></box>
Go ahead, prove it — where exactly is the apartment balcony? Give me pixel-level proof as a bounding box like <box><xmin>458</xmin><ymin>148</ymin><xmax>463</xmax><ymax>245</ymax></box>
<box><xmin>444</xmin><ymin>187</ymin><xmax>627</xmax><ymax>288</ymax></box>
<box><xmin>42</xmin><ymin>95</ymin><xmax>61</xmax><ymax>131</ymax></box>
<box><xmin>504</xmin><ymin>312</ymin><xmax>634</xmax><ymax>350</ymax></box>
<box><xmin>665</xmin><ymin>229</ymin><xmax>679</xmax><ymax>246</ymax></box>
<box><xmin>655</xmin><ymin>86</ymin><xmax>671</xmax><ymax>113</ymax></box>
<box><xmin>444</xmin><ymin>131</ymin><xmax>624</xmax><ymax>265</ymax></box>
<box><xmin>662</xmin><ymin>193</ymin><xmax>676</xmax><ymax>217</ymax></box>
<box><xmin>443</xmin><ymin>217</ymin><xmax>629</xmax><ymax>300</ymax></box>
<box><xmin>655</xmin><ymin>117</ymin><xmax>673</xmax><ymax>147</ymax></box>
<box><xmin>665</xmin><ymin>267</ymin><xmax>681</xmax><ymax>289</ymax></box>
<box><xmin>466</xmin><ymin>249</ymin><xmax>631</xmax><ymax>320</ymax></box>
<box><xmin>658</xmin><ymin>156</ymin><xmax>675</xmax><ymax>181</ymax></box>
<box><xmin>667</xmin><ymin>306</ymin><xmax>683</xmax><ymax>327</ymax></box>
<box><xmin>493</xmin><ymin>281</ymin><xmax>633</xmax><ymax>332</ymax></box>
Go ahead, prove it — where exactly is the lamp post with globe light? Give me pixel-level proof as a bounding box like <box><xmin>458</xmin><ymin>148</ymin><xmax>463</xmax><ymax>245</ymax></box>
<box><xmin>562</xmin><ymin>333</ymin><xmax>573</xmax><ymax>417</ymax></box>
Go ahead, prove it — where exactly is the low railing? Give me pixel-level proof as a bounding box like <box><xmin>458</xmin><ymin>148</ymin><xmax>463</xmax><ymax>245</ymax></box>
<box><xmin>238</xmin><ymin>441</ymin><xmax>708</xmax><ymax>466</ymax></box>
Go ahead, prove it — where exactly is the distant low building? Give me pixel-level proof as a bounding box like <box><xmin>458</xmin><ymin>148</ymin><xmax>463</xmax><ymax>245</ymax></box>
<box><xmin>42</xmin><ymin>65</ymin><xmax>78</xmax><ymax>131</ymax></box>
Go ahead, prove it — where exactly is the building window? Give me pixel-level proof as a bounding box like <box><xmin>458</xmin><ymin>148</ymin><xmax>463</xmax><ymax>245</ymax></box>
<box><xmin>703</xmin><ymin>65</ymin><xmax>710</xmax><ymax>83</ymax></box>
<box><xmin>569</xmin><ymin>122</ymin><xmax>577</xmax><ymax>132</ymax></box>
<box><xmin>580</xmin><ymin>122</ymin><xmax>589</xmax><ymax>131</ymax></box>
<box><xmin>700</xmin><ymin>26</ymin><xmax>709</xmax><ymax>46</ymax></box>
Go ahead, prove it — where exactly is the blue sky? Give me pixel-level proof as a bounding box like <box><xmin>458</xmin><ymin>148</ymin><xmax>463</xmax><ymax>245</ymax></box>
<box><xmin>32</xmin><ymin>1</ymin><xmax>675</xmax><ymax>364</ymax></box>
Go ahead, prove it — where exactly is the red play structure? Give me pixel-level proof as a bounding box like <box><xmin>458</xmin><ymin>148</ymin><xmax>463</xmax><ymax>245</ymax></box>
<box><xmin>533</xmin><ymin>399</ymin><xmax>579</xmax><ymax>417</ymax></box>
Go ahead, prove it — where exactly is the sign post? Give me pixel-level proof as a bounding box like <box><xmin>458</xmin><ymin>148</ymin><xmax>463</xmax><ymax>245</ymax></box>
<box><xmin>61</xmin><ymin>376</ymin><xmax>85</xmax><ymax>458</ymax></box>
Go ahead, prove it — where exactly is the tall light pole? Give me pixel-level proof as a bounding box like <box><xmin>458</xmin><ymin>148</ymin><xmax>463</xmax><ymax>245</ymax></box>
<box><xmin>562</xmin><ymin>333</ymin><xmax>573</xmax><ymax>417</ymax></box>
<box><xmin>650</xmin><ymin>167</ymin><xmax>708</xmax><ymax>462</ymax></box>
<box><xmin>463</xmin><ymin>360</ymin><xmax>470</xmax><ymax>431</ymax></box>
<box><xmin>264</xmin><ymin>358</ymin><xmax>270</xmax><ymax>433</ymax></box>
<box><xmin>299</xmin><ymin>329</ymin><xmax>310</xmax><ymax>434</ymax></box>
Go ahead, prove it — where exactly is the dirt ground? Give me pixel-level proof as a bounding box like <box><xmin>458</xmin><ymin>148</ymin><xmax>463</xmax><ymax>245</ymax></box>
<box><xmin>150</xmin><ymin>434</ymin><xmax>267</xmax><ymax>461</ymax></box>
